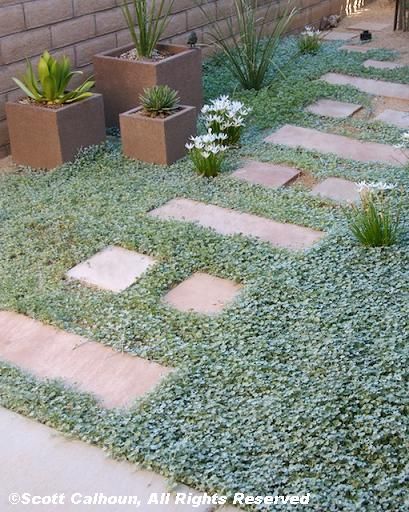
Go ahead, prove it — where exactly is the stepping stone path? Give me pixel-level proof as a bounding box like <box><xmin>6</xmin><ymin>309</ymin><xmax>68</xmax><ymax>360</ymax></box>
<box><xmin>322</xmin><ymin>31</ymin><xmax>357</xmax><ymax>41</ymax></box>
<box><xmin>375</xmin><ymin>109</ymin><xmax>409</xmax><ymax>128</ymax></box>
<box><xmin>66</xmin><ymin>246</ymin><xmax>156</xmax><ymax>293</ymax></box>
<box><xmin>265</xmin><ymin>125</ymin><xmax>408</xmax><ymax>166</ymax></box>
<box><xmin>232</xmin><ymin>160</ymin><xmax>300</xmax><ymax>188</ymax></box>
<box><xmin>311</xmin><ymin>177</ymin><xmax>360</xmax><ymax>203</ymax></box>
<box><xmin>340</xmin><ymin>44</ymin><xmax>374</xmax><ymax>53</ymax></box>
<box><xmin>0</xmin><ymin>407</ymin><xmax>213</xmax><ymax>512</ymax></box>
<box><xmin>0</xmin><ymin>311</ymin><xmax>171</xmax><ymax>408</ymax></box>
<box><xmin>321</xmin><ymin>72</ymin><xmax>409</xmax><ymax>100</ymax></box>
<box><xmin>149</xmin><ymin>198</ymin><xmax>324</xmax><ymax>250</ymax></box>
<box><xmin>348</xmin><ymin>21</ymin><xmax>390</xmax><ymax>31</ymax></box>
<box><xmin>164</xmin><ymin>272</ymin><xmax>242</xmax><ymax>315</ymax></box>
<box><xmin>306</xmin><ymin>99</ymin><xmax>362</xmax><ymax>118</ymax></box>
<box><xmin>363</xmin><ymin>59</ymin><xmax>403</xmax><ymax>70</ymax></box>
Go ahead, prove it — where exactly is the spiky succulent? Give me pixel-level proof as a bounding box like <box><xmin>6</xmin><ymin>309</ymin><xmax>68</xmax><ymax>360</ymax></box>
<box><xmin>13</xmin><ymin>51</ymin><xmax>94</xmax><ymax>105</ymax></box>
<box><xmin>139</xmin><ymin>85</ymin><xmax>180</xmax><ymax>117</ymax></box>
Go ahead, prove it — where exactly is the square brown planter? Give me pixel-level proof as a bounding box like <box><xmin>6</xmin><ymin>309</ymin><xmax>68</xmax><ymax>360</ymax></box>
<box><xmin>120</xmin><ymin>105</ymin><xmax>196</xmax><ymax>165</ymax></box>
<box><xmin>6</xmin><ymin>94</ymin><xmax>106</xmax><ymax>170</ymax></box>
<box><xmin>94</xmin><ymin>43</ymin><xmax>202</xmax><ymax>127</ymax></box>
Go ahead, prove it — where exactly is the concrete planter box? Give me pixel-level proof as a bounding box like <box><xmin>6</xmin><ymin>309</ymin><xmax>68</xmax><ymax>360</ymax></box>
<box><xmin>6</xmin><ymin>94</ymin><xmax>106</xmax><ymax>170</ymax></box>
<box><xmin>93</xmin><ymin>43</ymin><xmax>202</xmax><ymax>127</ymax></box>
<box><xmin>120</xmin><ymin>105</ymin><xmax>196</xmax><ymax>165</ymax></box>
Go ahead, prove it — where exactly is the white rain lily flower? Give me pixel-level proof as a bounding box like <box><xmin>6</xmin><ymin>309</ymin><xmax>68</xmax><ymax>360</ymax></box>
<box><xmin>357</xmin><ymin>181</ymin><xmax>397</xmax><ymax>193</ymax></box>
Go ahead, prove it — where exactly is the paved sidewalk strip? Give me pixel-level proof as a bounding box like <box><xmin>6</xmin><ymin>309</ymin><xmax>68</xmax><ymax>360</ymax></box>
<box><xmin>321</xmin><ymin>72</ymin><xmax>409</xmax><ymax>100</ymax></box>
<box><xmin>375</xmin><ymin>109</ymin><xmax>409</xmax><ymax>128</ymax></box>
<box><xmin>0</xmin><ymin>312</ymin><xmax>171</xmax><ymax>409</ymax></box>
<box><xmin>322</xmin><ymin>31</ymin><xmax>357</xmax><ymax>41</ymax></box>
<box><xmin>149</xmin><ymin>199</ymin><xmax>324</xmax><ymax>250</ymax></box>
<box><xmin>347</xmin><ymin>22</ymin><xmax>390</xmax><ymax>31</ymax></box>
<box><xmin>0</xmin><ymin>407</ymin><xmax>212</xmax><ymax>512</ymax></box>
<box><xmin>265</xmin><ymin>125</ymin><xmax>408</xmax><ymax>166</ymax></box>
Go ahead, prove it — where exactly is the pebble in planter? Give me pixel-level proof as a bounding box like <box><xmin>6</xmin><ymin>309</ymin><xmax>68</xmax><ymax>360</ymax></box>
<box><xmin>93</xmin><ymin>0</ymin><xmax>202</xmax><ymax>127</ymax></box>
<box><xmin>120</xmin><ymin>85</ymin><xmax>196</xmax><ymax>165</ymax></box>
<box><xmin>6</xmin><ymin>51</ymin><xmax>106</xmax><ymax>170</ymax></box>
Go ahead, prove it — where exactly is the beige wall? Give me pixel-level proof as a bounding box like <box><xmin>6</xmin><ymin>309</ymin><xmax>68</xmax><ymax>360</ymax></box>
<box><xmin>0</xmin><ymin>0</ymin><xmax>345</xmax><ymax>157</ymax></box>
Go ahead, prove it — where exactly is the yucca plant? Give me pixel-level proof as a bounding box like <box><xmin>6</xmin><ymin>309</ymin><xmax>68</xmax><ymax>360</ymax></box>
<box><xmin>139</xmin><ymin>85</ymin><xmax>180</xmax><ymax>117</ymax></box>
<box><xmin>122</xmin><ymin>0</ymin><xmax>174</xmax><ymax>59</ymax></box>
<box><xmin>201</xmin><ymin>0</ymin><xmax>297</xmax><ymax>90</ymax></box>
<box><xmin>13</xmin><ymin>51</ymin><xmax>94</xmax><ymax>105</ymax></box>
<box><xmin>345</xmin><ymin>184</ymin><xmax>401</xmax><ymax>247</ymax></box>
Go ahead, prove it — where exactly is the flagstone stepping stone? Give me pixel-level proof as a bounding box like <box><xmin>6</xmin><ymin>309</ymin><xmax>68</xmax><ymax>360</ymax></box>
<box><xmin>265</xmin><ymin>125</ymin><xmax>408</xmax><ymax>166</ymax></box>
<box><xmin>311</xmin><ymin>177</ymin><xmax>360</xmax><ymax>203</ymax></box>
<box><xmin>66</xmin><ymin>246</ymin><xmax>156</xmax><ymax>293</ymax></box>
<box><xmin>348</xmin><ymin>22</ymin><xmax>390</xmax><ymax>31</ymax></box>
<box><xmin>375</xmin><ymin>109</ymin><xmax>409</xmax><ymax>128</ymax></box>
<box><xmin>363</xmin><ymin>59</ymin><xmax>403</xmax><ymax>70</ymax></box>
<box><xmin>321</xmin><ymin>72</ymin><xmax>409</xmax><ymax>100</ymax></box>
<box><xmin>0</xmin><ymin>408</ymin><xmax>212</xmax><ymax>512</ymax></box>
<box><xmin>163</xmin><ymin>272</ymin><xmax>242</xmax><ymax>315</ymax></box>
<box><xmin>322</xmin><ymin>31</ymin><xmax>358</xmax><ymax>41</ymax></box>
<box><xmin>306</xmin><ymin>99</ymin><xmax>362</xmax><ymax>118</ymax></box>
<box><xmin>0</xmin><ymin>311</ymin><xmax>171</xmax><ymax>409</ymax></box>
<box><xmin>232</xmin><ymin>160</ymin><xmax>300</xmax><ymax>188</ymax></box>
<box><xmin>149</xmin><ymin>198</ymin><xmax>324</xmax><ymax>250</ymax></box>
<box><xmin>340</xmin><ymin>44</ymin><xmax>374</xmax><ymax>53</ymax></box>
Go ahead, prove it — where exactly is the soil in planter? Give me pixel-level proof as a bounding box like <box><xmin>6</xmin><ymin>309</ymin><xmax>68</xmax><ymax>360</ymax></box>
<box><xmin>119</xmin><ymin>48</ymin><xmax>172</xmax><ymax>62</ymax></box>
<box><xmin>18</xmin><ymin>97</ymin><xmax>65</xmax><ymax>109</ymax></box>
<box><xmin>137</xmin><ymin>107</ymin><xmax>183</xmax><ymax>119</ymax></box>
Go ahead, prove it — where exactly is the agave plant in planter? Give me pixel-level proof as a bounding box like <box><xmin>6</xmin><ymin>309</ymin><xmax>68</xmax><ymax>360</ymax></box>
<box><xmin>120</xmin><ymin>85</ymin><xmax>196</xmax><ymax>165</ymax></box>
<box><xmin>6</xmin><ymin>51</ymin><xmax>105</xmax><ymax>169</ymax></box>
<box><xmin>93</xmin><ymin>0</ymin><xmax>202</xmax><ymax>127</ymax></box>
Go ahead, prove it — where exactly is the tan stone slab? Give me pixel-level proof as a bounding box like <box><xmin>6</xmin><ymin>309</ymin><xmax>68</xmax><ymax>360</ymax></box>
<box><xmin>322</xmin><ymin>31</ymin><xmax>358</xmax><ymax>41</ymax></box>
<box><xmin>0</xmin><ymin>408</ymin><xmax>212</xmax><ymax>512</ymax></box>
<box><xmin>164</xmin><ymin>273</ymin><xmax>242</xmax><ymax>315</ymax></box>
<box><xmin>311</xmin><ymin>177</ymin><xmax>360</xmax><ymax>203</ymax></box>
<box><xmin>363</xmin><ymin>59</ymin><xmax>403</xmax><ymax>70</ymax></box>
<box><xmin>306</xmin><ymin>99</ymin><xmax>362</xmax><ymax>118</ymax></box>
<box><xmin>66</xmin><ymin>246</ymin><xmax>157</xmax><ymax>293</ymax></box>
<box><xmin>231</xmin><ymin>160</ymin><xmax>300</xmax><ymax>188</ymax></box>
<box><xmin>265</xmin><ymin>124</ymin><xmax>408</xmax><ymax>166</ymax></box>
<box><xmin>375</xmin><ymin>109</ymin><xmax>409</xmax><ymax>128</ymax></box>
<box><xmin>321</xmin><ymin>72</ymin><xmax>409</xmax><ymax>101</ymax></box>
<box><xmin>0</xmin><ymin>311</ymin><xmax>171</xmax><ymax>409</ymax></box>
<box><xmin>340</xmin><ymin>44</ymin><xmax>374</xmax><ymax>53</ymax></box>
<box><xmin>348</xmin><ymin>22</ymin><xmax>391</xmax><ymax>31</ymax></box>
<box><xmin>149</xmin><ymin>199</ymin><xmax>324</xmax><ymax>250</ymax></box>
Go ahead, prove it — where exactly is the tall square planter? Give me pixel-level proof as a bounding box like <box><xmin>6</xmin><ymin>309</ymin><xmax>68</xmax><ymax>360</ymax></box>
<box><xmin>120</xmin><ymin>105</ymin><xmax>196</xmax><ymax>165</ymax></box>
<box><xmin>6</xmin><ymin>94</ymin><xmax>106</xmax><ymax>170</ymax></box>
<box><xmin>94</xmin><ymin>43</ymin><xmax>202</xmax><ymax>127</ymax></box>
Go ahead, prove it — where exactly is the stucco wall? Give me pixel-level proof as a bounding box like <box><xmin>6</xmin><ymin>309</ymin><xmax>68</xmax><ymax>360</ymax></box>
<box><xmin>0</xmin><ymin>0</ymin><xmax>345</xmax><ymax>157</ymax></box>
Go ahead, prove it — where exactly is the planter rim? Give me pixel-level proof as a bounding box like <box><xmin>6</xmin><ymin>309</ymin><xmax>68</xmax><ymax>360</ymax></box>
<box><xmin>120</xmin><ymin>104</ymin><xmax>196</xmax><ymax>123</ymax></box>
<box><xmin>6</xmin><ymin>93</ymin><xmax>103</xmax><ymax>113</ymax></box>
<box><xmin>94</xmin><ymin>43</ymin><xmax>197</xmax><ymax>66</ymax></box>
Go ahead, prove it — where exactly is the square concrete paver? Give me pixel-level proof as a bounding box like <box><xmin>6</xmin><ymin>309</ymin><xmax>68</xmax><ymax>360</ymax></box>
<box><xmin>321</xmin><ymin>72</ymin><xmax>409</xmax><ymax>100</ymax></box>
<box><xmin>265</xmin><ymin>124</ymin><xmax>408</xmax><ymax>166</ymax></box>
<box><xmin>0</xmin><ymin>408</ymin><xmax>213</xmax><ymax>512</ymax></box>
<box><xmin>164</xmin><ymin>273</ymin><xmax>242</xmax><ymax>315</ymax></box>
<box><xmin>232</xmin><ymin>160</ymin><xmax>300</xmax><ymax>188</ymax></box>
<box><xmin>0</xmin><ymin>311</ymin><xmax>172</xmax><ymax>409</ymax></box>
<box><xmin>375</xmin><ymin>109</ymin><xmax>409</xmax><ymax>129</ymax></box>
<box><xmin>149</xmin><ymin>199</ymin><xmax>324</xmax><ymax>250</ymax></box>
<box><xmin>363</xmin><ymin>59</ymin><xmax>403</xmax><ymax>70</ymax></box>
<box><xmin>66</xmin><ymin>246</ymin><xmax>156</xmax><ymax>293</ymax></box>
<box><xmin>306</xmin><ymin>99</ymin><xmax>362</xmax><ymax>118</ymax></box>
<box><xmin>311</xmin><ymin>177</ymin><xmax>360</xmax><ymax>203</ymax></box>
<box><xmin>322</xmin><ymin>31</ymin><xmax>357</xmax><ymax>41</ymax></box>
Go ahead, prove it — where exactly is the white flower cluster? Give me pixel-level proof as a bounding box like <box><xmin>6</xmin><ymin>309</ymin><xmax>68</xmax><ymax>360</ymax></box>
<box><xmin>301</xmin><ymin>25</ymin><xmax>321</xmax><ymax>37</ymax></box>
<box><xmin>357</xmin><ymin>181</ymin><xmax>397</xmax><ymax>193</ymax></box>
<box><xmin>201</xmin><ymin>95</ymin><xmax>251</xmax><ymax>129</ymax></box>
<box><xmin>186</xmin><ymin>130</ymin><xmax>228</xmax><ymax>158</ymax></box>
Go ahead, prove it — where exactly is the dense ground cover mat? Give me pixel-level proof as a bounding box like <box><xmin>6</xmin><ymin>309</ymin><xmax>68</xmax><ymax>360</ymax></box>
<box><xmin>1</xmin><ymin>39</ymin><xmax>408</xmax><ymax>511</ymax></box>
